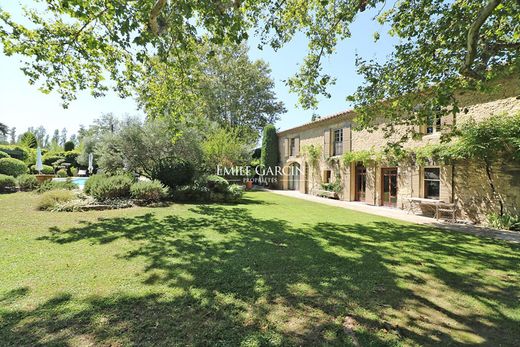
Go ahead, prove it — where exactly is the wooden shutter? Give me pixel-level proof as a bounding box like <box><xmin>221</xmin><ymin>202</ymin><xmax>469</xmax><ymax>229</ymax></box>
<box><xmin>323</xmin><ymin>130</ymin><xmax>330</xmax><ymax>158</ymax></box>
<box><xmin>294</xmin><ymin>137</ymin><xmax>300</xmax><ymax>156</ymax></box>
<box><xmin>441</xmin><ymin>113</ymin><xmax>455</xmax><ymax>130</ymax></box>
<box><xmin>342</xmin><ymin>125</ymin><xmax>351</xmax><ymax>153</ymax></box>
<box><xmin>284</xmin><ymin>138</ymin><xmax>289</xmax><ymax>157</ymax></box>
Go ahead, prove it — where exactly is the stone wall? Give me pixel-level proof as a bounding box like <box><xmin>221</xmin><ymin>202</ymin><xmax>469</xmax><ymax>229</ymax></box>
<box><xmin>277</xmin><ymin>77</ymin><xmax>520</xmax><ymax>222</ymax></box>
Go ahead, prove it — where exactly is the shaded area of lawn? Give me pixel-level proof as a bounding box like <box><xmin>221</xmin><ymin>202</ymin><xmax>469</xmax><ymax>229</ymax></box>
<box><xmin>0</xmin><ymin>192</ymin><xmax>519</xmax><ymax>346</ymax></box>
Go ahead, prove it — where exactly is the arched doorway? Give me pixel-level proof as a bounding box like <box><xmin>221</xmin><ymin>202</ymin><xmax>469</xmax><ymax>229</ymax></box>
<box><xmin>288</xmin><ymin>162</ymin><xmax>300</xmax><ymax>191</ymax></box>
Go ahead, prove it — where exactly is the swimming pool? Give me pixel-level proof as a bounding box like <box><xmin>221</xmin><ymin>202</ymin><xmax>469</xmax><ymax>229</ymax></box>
<box><xmin>52</xmin><ymin>177</ymin><xmax>89</xmax><ymax>189</ymax></box>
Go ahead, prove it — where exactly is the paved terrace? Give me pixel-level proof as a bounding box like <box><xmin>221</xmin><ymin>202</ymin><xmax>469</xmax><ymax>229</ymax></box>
<box><xmin>268</xmin><ymin>189</ymin><xmax>520</xmax><ymax>243</ymax></box>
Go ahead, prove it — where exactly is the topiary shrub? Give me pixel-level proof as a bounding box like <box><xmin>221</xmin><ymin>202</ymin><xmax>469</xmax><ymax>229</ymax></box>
<box><xmin>56</xmin><ymin>169</ymin><xmax>68</xmax><ymax>178</ymax></box>
<box><xmin>130</xmin><ymin>180</ymin><xmax>168</xmax><ymax>203</ymax></box>
<box><xmin>64</xmin><ymin>141</ymin><xmax>75</xmax><ymax>151</ymax></box>
<box><xmin>70</xmin><ymin>167</ymin><xmax>78</xmax><ymax>176</ymax></box>
<box><xmin>261</xmin><ymin>124</ymin><xmax>279</xmax><ymax>173</ymax></box>
<box><xmin>37</xmin><ymin>189</ymin><xmax>75</xmax><ymax>210</ymax></box>
<box><xmin>206</xmin><ymin>175</ymin><xmax>229</xmax><ymax>193</ymax></box>
<box><xmin>0</xmin><ymin>158</ymin><xmax>28</xmax><ymax>177</ymax></box>
<box><xmin>84</xmin><ymin>174</ymin><xmax>134</xmax><ymax>200</ymax></box>
<box><xmin>42</xmin><ymin>152</ymin><xmax>65</xmax><ymax>166</ymax></box>
<box><xmin>153</xmin><ymin>160</ymin><xmax>195</xmax><ymax>190</ymax></box>
<box><xmin>17</xmin><ymin>174</ymin><xmax>39</xmax><ymax>191</ymax></box>
<box><xmin>0</xmin><ymin>174</ymin><xmax>17</xmax><ymax>193</ymax></box>
<box><xmin>0</xmin><ymin>145</ymin><xmax>30</xmax><ymax>161</ymax></box>
<box><xmin>37</xmin><ymin>180</ymin><xmax>78</xmax><ymax>193</ymax></box>
<box><xmin>30</xmin><ymin>164</ymin><xmax>54</xmax><ymax>174</ymax></box>
<box><xmin>0</xmin><ymin>151</ymin><xmax>9</xmax><ymax>159</ymax></box>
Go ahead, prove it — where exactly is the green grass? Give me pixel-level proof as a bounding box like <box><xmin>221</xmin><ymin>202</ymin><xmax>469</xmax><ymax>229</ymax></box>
<box><xmin>0</xmin><ymin>191</ymin><xmax>519</xmax><ymax>346</ymax></box>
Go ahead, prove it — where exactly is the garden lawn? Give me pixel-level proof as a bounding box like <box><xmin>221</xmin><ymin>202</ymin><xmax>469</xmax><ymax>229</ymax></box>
<box><xmin>0</xmin><ymin>191</ymin><xmax>519</xmax><ymax>346</ymax></box>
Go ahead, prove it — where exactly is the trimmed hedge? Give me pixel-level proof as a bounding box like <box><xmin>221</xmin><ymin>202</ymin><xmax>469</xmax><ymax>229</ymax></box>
<box><xmin>0</xmin><ymin>174</ymin><xmax>17</xmax><ymax>193</ymax></box>
<box><xmin>0</xmin><ymin>151</ymin><xmax>9</xmax><ymax>159</ymax></box>
<box><xmin>30</xmin><ymin>164</ymin><xmax>54</xmax><ymax>174</ymax></box>
<box><xmin>0</xmin><ymin>158</ymin><xmax>28</xmax><ymax>177</ymax></box>
<box><xmin>0</xmin><ymin>145</ymin><xmax>30</xmax><ymax>161</ymax></box>
<box><xmin>64</xmin><ymin>141</ymin><xmax>75</xmax><ymax>151</ymax></box>
<box><xmin>17</xmin><ymin>174</ymin><xmax>39</xmax><ymax>191</ymax></box>
<box><xmin>42</xmin><ymin>150</ymin><xmax>79</xmax><ymax>166</ymax></box>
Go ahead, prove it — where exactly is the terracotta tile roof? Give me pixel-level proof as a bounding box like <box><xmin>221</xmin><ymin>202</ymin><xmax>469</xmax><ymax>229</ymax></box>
<box><xmin>277</xmin><ymin>109</ymin><xmax>355</xmax><ymax>135</ymax></box>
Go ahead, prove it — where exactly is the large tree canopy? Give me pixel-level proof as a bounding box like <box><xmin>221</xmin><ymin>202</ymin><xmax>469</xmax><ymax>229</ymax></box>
<box><xmin>138</xmin><ymin>42</ymin><xmax>285</xmax><ymax>141</ymax></box>
<box><xmin>1</xmin><ymin>1</ymin><xmax>518</xmax><ymax>131</ymax></box>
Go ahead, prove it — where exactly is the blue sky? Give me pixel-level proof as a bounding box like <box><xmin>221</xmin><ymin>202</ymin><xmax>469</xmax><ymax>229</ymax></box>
<box><xmin>0</xmin><ymin>1</ymin><xmax>397</xmax><ymax>136</ymax></box>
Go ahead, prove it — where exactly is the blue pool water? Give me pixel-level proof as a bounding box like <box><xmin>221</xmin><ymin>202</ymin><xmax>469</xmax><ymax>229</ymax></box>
<box><xmin>52</xmin><ymin>177</ymin><xmax>89</xmax><ymax>188</ymax></box>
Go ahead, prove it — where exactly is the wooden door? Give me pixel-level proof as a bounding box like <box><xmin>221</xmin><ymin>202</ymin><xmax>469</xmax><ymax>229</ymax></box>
<box><xmin>381</xmin><ymin>168</ymin><xmax>398</xmax><ymax>207</ymax></box>
<box><xmin>355</xmin><ymin>164</ymin><xmax>366</xmax><ymax>202</ymax></box>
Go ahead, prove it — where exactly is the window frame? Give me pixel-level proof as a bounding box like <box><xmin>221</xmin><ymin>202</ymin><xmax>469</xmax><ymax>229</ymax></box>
<box><xmin>289</xmin><ymin>138</ymin><xmax>296</xmax><ymax>156</ymax></box>
<box><xmin>426</xmin><ymin>114</ymin><xmax>442</xmax><ymax>134</ymax></box>
<box><xmin>333</xmin><ymin>129</ymin><xmax>343</xmax><ymax>156</ymax></box>
<box><xmin>423</xmin><ymin>167</ymin><xmax>441</xmax><ymax>200</ymax></box>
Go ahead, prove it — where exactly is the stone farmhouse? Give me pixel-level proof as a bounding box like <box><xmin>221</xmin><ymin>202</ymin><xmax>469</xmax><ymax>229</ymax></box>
<box><xmin>276</xmin><ymin>77</ymin><xmax>520</xmax><ymax>222</ymax></box>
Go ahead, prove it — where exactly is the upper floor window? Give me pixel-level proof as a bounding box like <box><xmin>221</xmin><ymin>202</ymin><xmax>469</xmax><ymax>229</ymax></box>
<box><xmin>333</xmin><ymin>129</ymin><xmax>343</xmax><ymax>156</ymax></box>
<box><xmin>424</xmin><ymin>167</ymin><xmax>440</xmax><ymax>199</ymax></box>
<box><xmin>426</xmin><ymin>114</ymin><xmax>442</xmax><ymax>134</ymax></box>
<box><xmin>289</xmin><ymin>137</ymin><xmax>298</xmax><ymax>156</ymax></box>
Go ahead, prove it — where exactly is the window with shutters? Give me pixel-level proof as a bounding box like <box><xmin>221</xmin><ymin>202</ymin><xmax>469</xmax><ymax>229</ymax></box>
<box><xmin>289</xmin><ymin>137</ymin><xmax>299</xmax><ymax>156</ymax></box>
<box><xmin>333</xmin><ymin>129</ymin><xmax>343</xmax><ymax>156</ymax></box>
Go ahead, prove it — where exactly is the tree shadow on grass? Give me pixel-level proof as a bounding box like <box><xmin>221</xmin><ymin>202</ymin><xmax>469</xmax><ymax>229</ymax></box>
<box><xmin>3</xmin><ymin>204</ymin><xmax>519</xmax><ymax>346</ymax></box>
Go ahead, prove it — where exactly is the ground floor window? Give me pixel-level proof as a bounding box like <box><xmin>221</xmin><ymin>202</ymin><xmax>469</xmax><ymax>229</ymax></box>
<box><xmin>323</xmin><ymin>170</ymin><xmax>331</xmax><ymax>183</ymax></box>
<box><xmin>424</xmin><ymin>167</ymin><xmax>440</xmax><ymax>199</ymax></box>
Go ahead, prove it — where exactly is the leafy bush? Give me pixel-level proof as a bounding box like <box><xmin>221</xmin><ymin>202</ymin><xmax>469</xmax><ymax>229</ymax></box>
<box><xmin>0</xmin><ymin>145</ymin><xmax>30</xmax><ymax>161</ymax></box>
<box><xmin>174</xmin><ymin>177</ymin><xmax>242</xmax><ymax>203</ymax></box>
<box><xmin>56</xmin><ymin>169</ymin><xmax>68</xmax><ymax>178</ymax></box>
<box><xmin>0</xmin><ymin>158</ymin><xmax>28</xmax><ymax>177</ymax></box>
<box><xmin>17</xmin><ymin>174</ymin><xmax>39</xmax><ymax>191</ymax></box>
<box><xmin>37</xmin><ymin>180</ymin><xmax>78</xmax><ymax>193</ymax></box>
<box><xmin>203</xmin><ymin>127</ymin><xmax>252</xmax><ymax>168</ymax></box>
<box><xmin>174</xmin><ymin>184</ymin><xmax>210</xmax><ymax>202</ymax></box>
<box><xmin>206</xmin><ymin>175</ymin><xmax>229</xmax><ymax>193</ymax></box>
<box><xmin>64</xmin><ymin>141</ymin><xmax>75</xmax><ymax>151</ymax></box>
<box><xmin>153</xmin><ymin>161</ymin><xmax>196</xmax><ymax>190</ymax></box>
<box><xmin>84</xmin><ymin>174</ymin><xmax>134</xmax><ymax>200</ymax></box>
<box><xmin>31</xmin><ymin>164</ymin><xmax>54</xmax><ymax>174</ymax></box>
<box><xmin>130</xmin><ymin>180</ymin><xmax>168</xmax><ymax>203</ymax></box>
<box><xmin>487</xmin><ymin>213</ymin><xmax>520</xmax><ymax>231</ymax></box>
<box><xmin>0</xmin><ymin>174</ymin><xmax>17</xmax><ymax>193</ymax></box>
<box><xmin>0</xmin><ymin>151</ymin><xmax>9</xmax><ymax>159</ymax></box>
<box><xmin>37</xmin><ymin>190</ymin><xmax>76</xmax><ymax>210</ymax></box>
<box><xmin>70</xmin><ymin>167</ymin><xmax>78</xmax><ymax>176</ymax></box>
<box><xmin>321</xmin><ymin>181</ymin><xmax>342</xmax><ymax>193</ymax></box>
<box><xmin>226</xmin><ymin>184</ymin><xmax>244</xmax><ymax>202</ymax></box>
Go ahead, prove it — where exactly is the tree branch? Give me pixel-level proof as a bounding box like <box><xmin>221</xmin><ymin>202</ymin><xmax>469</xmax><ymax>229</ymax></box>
<box><xmin>149</xmin><ymin>0</ymin><xmax>167</xmax><ymax>35</ymax></box>
<box><xmin>461</xmin><ymin>0</ymin><xmax>502</xmax><ymax>78</ymax></box>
